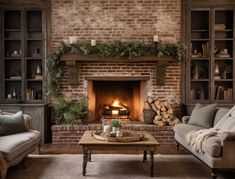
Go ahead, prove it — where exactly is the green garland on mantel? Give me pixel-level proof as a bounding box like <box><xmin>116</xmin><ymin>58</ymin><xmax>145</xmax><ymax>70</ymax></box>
<box><xmin>46</xmin><ymin>40</ymin><xmax>185</xmax><ymax>95</ymax></box>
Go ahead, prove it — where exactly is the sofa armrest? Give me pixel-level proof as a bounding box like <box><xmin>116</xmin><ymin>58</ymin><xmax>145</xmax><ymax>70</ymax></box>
<box><xmin>182</xmin><ymin>116</ymin><xmax>190</xmax><ymax>124</ymax></box>
<box><xmin>23</xmin><ymin>114</ymin><xmax>33</xmax><ymax>130</ymax></box>
<box><xmin>221</xmin><ymin>131</ymin><xmax>235</xmax><ymax>141</ymax></box>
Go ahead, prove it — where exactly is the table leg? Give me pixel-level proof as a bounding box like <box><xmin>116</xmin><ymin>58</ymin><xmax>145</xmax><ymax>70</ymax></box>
<box><xmin>88</xmin><ymin>150</ymin><xmax>92</xmax><ymax>162</ymax></box>
<box><xmin>143</xmin><ymin>150</ymin><xmax>147</xmax><ymax>162</ymax></box>
<box><xmin>150</xmin><ymin>151</ymin><xmax>154</xmax><ymax>177</ymax></box>
<box><xmin>82</xmin><ymin>149</ymin><xmax>89</xmax><ymax>176</ymax></box>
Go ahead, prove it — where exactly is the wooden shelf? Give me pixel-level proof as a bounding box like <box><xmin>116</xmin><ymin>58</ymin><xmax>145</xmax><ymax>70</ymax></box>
<box><xmin>5</xmin><ymin>29</ymin><xmax>21</xmax><ymax>32</ymax></box>
<box><xmin>191</xmin><ymin>29</ymin><xmax>209</xmax><ymax>32</ymax></box>
<box><xmin>214</xmin><ymin>79</ymin><xmax>233</xmax><ymax>82</ymax></box>
<box><xmin>215</xmin><ymin>38</ymin><xmax>233</xmax><ymax>41</ymax></box>
<box><xmin>4</xmin><ymin>38</ymin><xmax>21</xmax><ymax>41</ymax></box>
<box><xmin>191</xmin><ymin>79</ymin><xmax>209</xmax><ymax>82</ymax></box>
<box><xmin>215</xmin><ymin>58</ymin><xmax>233</xmax><ymax>60</ymax></box>
<box><xmin>190</xmin><ymin>39</ymin><xmax>209</xmax><ymax>41</ymax></box>
<box><xmin>5</xmin><ymin>79</ymin><xmax>22</xmax><ymax>81</ymax></box>
<box><xmin>61</xmin><ymin>54</ymin><xmax>176</xmax><ymax>63</ymax></box>
<box><xmin>215</xmin><ymin>29</ymin><xmax>232</xmax><ymax>32</ymax></box>
<box><xmin>26</xmin><ymin>38</ymin><xmax>42</xmax><ymax>41</ymax></box>
<box><xmin>191</xmin><ymin>58</ymin><xmax>209</xmax><ymax>60</ymax></box>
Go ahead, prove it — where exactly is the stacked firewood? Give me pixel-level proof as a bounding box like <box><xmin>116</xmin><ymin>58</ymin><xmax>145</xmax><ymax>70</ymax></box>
<box><xmin>145</xmin><ymin>97</ymin><xmax>180</xmax><ymax>126</ymax></box>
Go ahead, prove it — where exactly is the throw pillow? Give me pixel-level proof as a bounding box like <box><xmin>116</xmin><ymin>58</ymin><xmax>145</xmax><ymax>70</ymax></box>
<box><xmin>188</xmin><ymin>103</ymin><xmax>217</xmax><ymax>128</ymax></box>
<box><xmin>0</xmin><ymin>111</ymin><xmax>28</xmax><ymax>136</ymax></box>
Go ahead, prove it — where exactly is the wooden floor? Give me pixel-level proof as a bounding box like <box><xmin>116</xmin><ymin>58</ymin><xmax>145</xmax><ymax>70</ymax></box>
<box><xmin>39</xmin><ymin>144</ymin><xmax>189</xmax><ymax>155</ymax></box>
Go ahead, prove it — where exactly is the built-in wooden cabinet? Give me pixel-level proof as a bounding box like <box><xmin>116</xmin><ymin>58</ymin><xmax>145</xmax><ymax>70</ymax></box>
<box><xmin>1</xmin><ymin>9</ymin><xmax>45</xmax><ymax>103</ymax></box>
<box><xmin>0</xmin><ymin>0</ymin><xmax>50</xmax><ymax>143</ymax></box>
<box><xmin>183</xmin><ymin>1</ymin><xmax>235</xmax><ymax>109</ymax></box>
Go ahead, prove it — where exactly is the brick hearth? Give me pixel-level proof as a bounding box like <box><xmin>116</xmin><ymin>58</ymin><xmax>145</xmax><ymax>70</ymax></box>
<box><xmin>52</xmin><ymin>124</ymin><xmax>175</xmax><ymax>145</ymax></box>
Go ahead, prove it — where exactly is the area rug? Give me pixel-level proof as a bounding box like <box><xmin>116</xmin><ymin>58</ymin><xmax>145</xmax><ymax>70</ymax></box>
<box><xmin>6</xmin><ymin>154</ymin><xmax>234</xmax><ymax>179</ymax></box>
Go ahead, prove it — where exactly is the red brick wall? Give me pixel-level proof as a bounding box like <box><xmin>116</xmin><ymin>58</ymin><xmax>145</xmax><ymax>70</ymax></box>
<box><xmin>50</xmin><ymin>0</ymin><xmax>182</xmax><ymax>110</ymax></box>
<box><xmin>51</xmin><ymin>0</ymin><xmax>181</xmax><ymax>48</ymax></box>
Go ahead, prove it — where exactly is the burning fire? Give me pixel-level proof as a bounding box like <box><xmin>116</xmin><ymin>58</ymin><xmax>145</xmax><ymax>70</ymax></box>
<box><xmin>112</xmin><ymin>99</ymin><xmax>120</xmax><ymax>107</ymax></box>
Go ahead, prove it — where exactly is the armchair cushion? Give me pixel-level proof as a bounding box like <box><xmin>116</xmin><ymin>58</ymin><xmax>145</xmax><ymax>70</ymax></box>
<box><xmin>213</xmin><ymin>108</ymin><xmax>230</xmax><ymax>126</ymax></box>
<box><xmin>188</xmin><ymin>103</ymin><xmax>217</xmax><ymax>128</ymax></box>
<box><xmin>0</xmin><ymin>111</ymin><xmax>28</xmax><ymax>136</ymax></box>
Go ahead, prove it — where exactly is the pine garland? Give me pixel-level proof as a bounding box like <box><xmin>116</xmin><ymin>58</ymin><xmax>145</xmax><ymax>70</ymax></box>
<box><xmin>47</xmin><ymin>40</ymin><xmax>185</xmax><ymax>95</ymax></box>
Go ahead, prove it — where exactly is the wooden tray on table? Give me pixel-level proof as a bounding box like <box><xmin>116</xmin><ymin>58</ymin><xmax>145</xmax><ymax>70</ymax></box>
<box><xmin>92</xmin><ymin>131</ymin><xmax>145</xmax><ymax>142</ymax></box>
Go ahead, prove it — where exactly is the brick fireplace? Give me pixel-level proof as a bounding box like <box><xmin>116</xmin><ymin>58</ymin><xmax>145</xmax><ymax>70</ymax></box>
<box><xmin>51</xmin><ymin>0</ymin><xmax>181</xmax><ymax>145</ymax></box>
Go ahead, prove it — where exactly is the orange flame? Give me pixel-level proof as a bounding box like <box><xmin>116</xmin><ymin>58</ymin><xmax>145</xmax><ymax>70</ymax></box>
<box><xmin>112</xmin><ymin>99</ymin><xmax>120</xmax><ymax>107</ymax></box>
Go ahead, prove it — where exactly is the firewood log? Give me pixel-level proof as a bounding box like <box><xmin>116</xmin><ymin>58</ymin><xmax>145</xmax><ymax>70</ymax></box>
<box><xmin>161</xmin><ymin>107</ymin><xmax>167</xmax><ymax>112</ymax></box>
<box><xmin>151</xmin><ymin>103</ymin><xmax>157</xmax><ymax>112</ymax></box>
<box><xmin>156</xmin><ymin>110</ymin><xmax>161</xmax><ymax>116</ymax></box>
<box><xmin>163</xmin><ymin>114</ymin><xmax>170</xmax><ymax>119</ymax></box>
<box><xmin>144</xmin><ymin>101</ymin><xmax>151</xmax><ymax>110</ymax></box>
<box><xmin>168</xmin><ymin>108</ymin><xmax>173</xmax><ymax>114</ymax></box>
<box><xmin>147</xmin><ymin>96</ymin><xmax>154</xmax><ymax>104</ymax></box>
<box><xmin>154</xmin><ymin>115</ymin><xmax>162</xmax><ymax>121</ymax></box>
<box><xmin>158</xmin><ymin>121</ymin><xmax>165</xmax><ymax>126</ymax></box>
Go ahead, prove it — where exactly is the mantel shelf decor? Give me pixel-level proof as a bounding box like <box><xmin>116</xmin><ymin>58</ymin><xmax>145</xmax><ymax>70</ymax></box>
<box><xmin>47</xmin><ymin>40</ymin><xmax>185</xmax><ymax>95</ymax></box>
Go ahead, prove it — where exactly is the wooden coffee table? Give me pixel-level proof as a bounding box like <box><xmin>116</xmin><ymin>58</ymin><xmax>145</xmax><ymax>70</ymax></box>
<box><xmin>79</xmin><ymin>130</ymin><xmax>160</xmax><ymax>177</ymax></box>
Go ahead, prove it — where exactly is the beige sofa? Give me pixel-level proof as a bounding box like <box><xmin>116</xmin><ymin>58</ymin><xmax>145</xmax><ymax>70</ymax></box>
<box><xmin>0</xmin><ymin>112</ymin><xmax>41</xmax><ymax>179</ymax></box>
<box><xmin>174</xmin><ymin>107</ymin><xmax>235</xmax><ymax>178</ymax></box>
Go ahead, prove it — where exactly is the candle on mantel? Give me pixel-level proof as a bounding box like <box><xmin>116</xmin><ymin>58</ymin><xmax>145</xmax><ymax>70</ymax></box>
<box><xmin>91</xmin><ymin>39</ymin><xmax>96</xmax><ymax>46</ymax></box>
<box><xmin>69</xmin><ymin>36</ymin><xmax>77</xmax><ymax>44</ymax></box>
<box><xmin>153</xmin><ymin>35</ymin><xmax>159</xmax><ymax>42</ymax></box>
<box><xmin>103</xmin><ymin>125</ymin><xmax>110</xmax><ymax>133</ymax></box>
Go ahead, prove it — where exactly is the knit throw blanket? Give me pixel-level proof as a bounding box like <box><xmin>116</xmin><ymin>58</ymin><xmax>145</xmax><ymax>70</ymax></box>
<box><xmin>186</xmin><ymin>105</ymin><xmax>235</xmax><ymax>153</ymax></box>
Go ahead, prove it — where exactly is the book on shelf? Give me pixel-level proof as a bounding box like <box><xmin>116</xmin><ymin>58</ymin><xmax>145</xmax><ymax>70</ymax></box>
<box><xmin>224</xmin><ymin>88</ymin><xmax>233</xmax><ymax>100</ymax></box>
<box><xmin>190</xmin><ymin>89</ymin><xmax>194</xmax><ymax>100</ymax></box>
<box><xmin>26</xmin><ymin>89</ymin><xmax>37</xmax><ymax>100</ymax></box>
<box><xmin>34</xmin><ymin>75</ymin><xmax>43</xmax><ymax>80</ymax></box>
<box><xmin>9</xmin><ymin>76</ymin><xmax>22</xmax><ymax>80</ymax></box>
<box><xmin>215</xmin><ymin>86</ymin><xmax>233</xmax><ymax>100</ymax></box>
<box><xmin>215</xmin><ymin>24</ymin><xmax>226</xmax><ymax>30</ymax></box>
<box><xmin>202</xmin><ymin>42</ymin><xmax>209</xmax><ymax>57</ymax></box>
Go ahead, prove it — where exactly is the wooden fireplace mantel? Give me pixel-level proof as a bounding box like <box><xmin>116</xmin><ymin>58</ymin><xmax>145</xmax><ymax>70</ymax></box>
<box><xmin>61</xmin><ymin>53</ymin><xmax>176</xmax><ymax>85</ymax></box>
<box><xmin>61</xmin><ymin>53</ymin><xmax>176</xmax><ymax>63</ymax></box>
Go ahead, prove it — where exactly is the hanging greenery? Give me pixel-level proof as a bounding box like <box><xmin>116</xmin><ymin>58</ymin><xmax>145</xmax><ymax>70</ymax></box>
<box><xmin>47</xmin><ymin>40</ymin><xmax>185</xmax><ymax>95</ymax></box>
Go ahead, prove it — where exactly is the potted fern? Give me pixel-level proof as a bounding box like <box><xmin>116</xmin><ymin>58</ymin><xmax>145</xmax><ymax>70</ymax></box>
<box><xmin>53</xmin><ymin>96</ymin><xmax>88</xmax><ymax>125</ymax></box>
<box><xmin>111</xmin><ymin>119</ymin><xmax>122</xmax><ymax>134</ymax></box>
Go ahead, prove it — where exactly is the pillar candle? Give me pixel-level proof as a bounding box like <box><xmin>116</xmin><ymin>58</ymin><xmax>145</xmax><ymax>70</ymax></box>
<box><xmin>91</xmin><ymin>39</ymin><xmax>96</xmax><ymax>46</ymax></box>
<box><xmin>69</xmin><ymin>36</ymin><xmax>77</xmax><ymax>44</ymax></box>
<box><xmin>103</xmin><ymin>125</ymin><xmax>110</xmax><ymax>133</ymax></box>
<box><xmin>153</xmin><ymin>35</ymin><xmax>159</xmax><ymax>42</ymax></box>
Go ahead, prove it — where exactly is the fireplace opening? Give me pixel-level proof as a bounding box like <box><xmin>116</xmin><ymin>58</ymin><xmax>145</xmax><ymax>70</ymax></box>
<box><xmin>94</xmin><ymin>80</ymin><xmax>140</xmax><ymax>121</ymax></box>
<box><xmin>87</xmin><ymin>78</ymin><xmax>147</xmax><ymax>122</ymax></box>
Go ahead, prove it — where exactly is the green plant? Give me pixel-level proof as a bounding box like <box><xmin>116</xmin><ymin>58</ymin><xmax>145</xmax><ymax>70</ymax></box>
<box><xmin>111</xmin><ymin>119</ymin><xmax>122</xmax><ymax>128</ymax></box>
<box><xmin>53</xmin><ymin>96</ymin><xmax>88</xmax><ymax>125</ymax></box>
<box><xmin>47</xmin><ymin>41</ymin><xmax>185</xmax><ymax>95</ymax></box>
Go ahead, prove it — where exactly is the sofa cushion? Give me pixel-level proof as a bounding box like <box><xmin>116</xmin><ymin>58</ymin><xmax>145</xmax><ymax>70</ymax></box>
<box><xmin>0</xmin><ymin>130</ymin><xmax>40</xmax><ymax>162</ymax></box>
<box><xmin>202</xmin><ymin>136</ymin><xmax>222</xmax><ymax>157</ymax></box>
<box><xmin>0</xmin><ymin>111</ymin><xmax>27</xmax><ymax>136</ymax></box>
<box><xmin>174</xmin><ymin>123</ymin><xmax>204</xmax><ymax>140</ymax></box>
<box><xmin>188</xmin><ymin>103</ymin><xmax>217</xmax><ymax>128</ymax></box>
<box><xmin>213</xmin><ymin>108</ymin><xmax>230</xmax><ymax>126</ymax></box>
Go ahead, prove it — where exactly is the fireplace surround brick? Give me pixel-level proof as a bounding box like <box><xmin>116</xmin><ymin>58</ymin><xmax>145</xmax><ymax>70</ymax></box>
<box><xmin>52</xmin><ymin>124</ymin><xmax>175</xmax><ymax>145</ymax></box>
<box><xmin>50</xmin><ymin>0</ymin><xmax>182</xmax><ymax>145</ymax></box>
